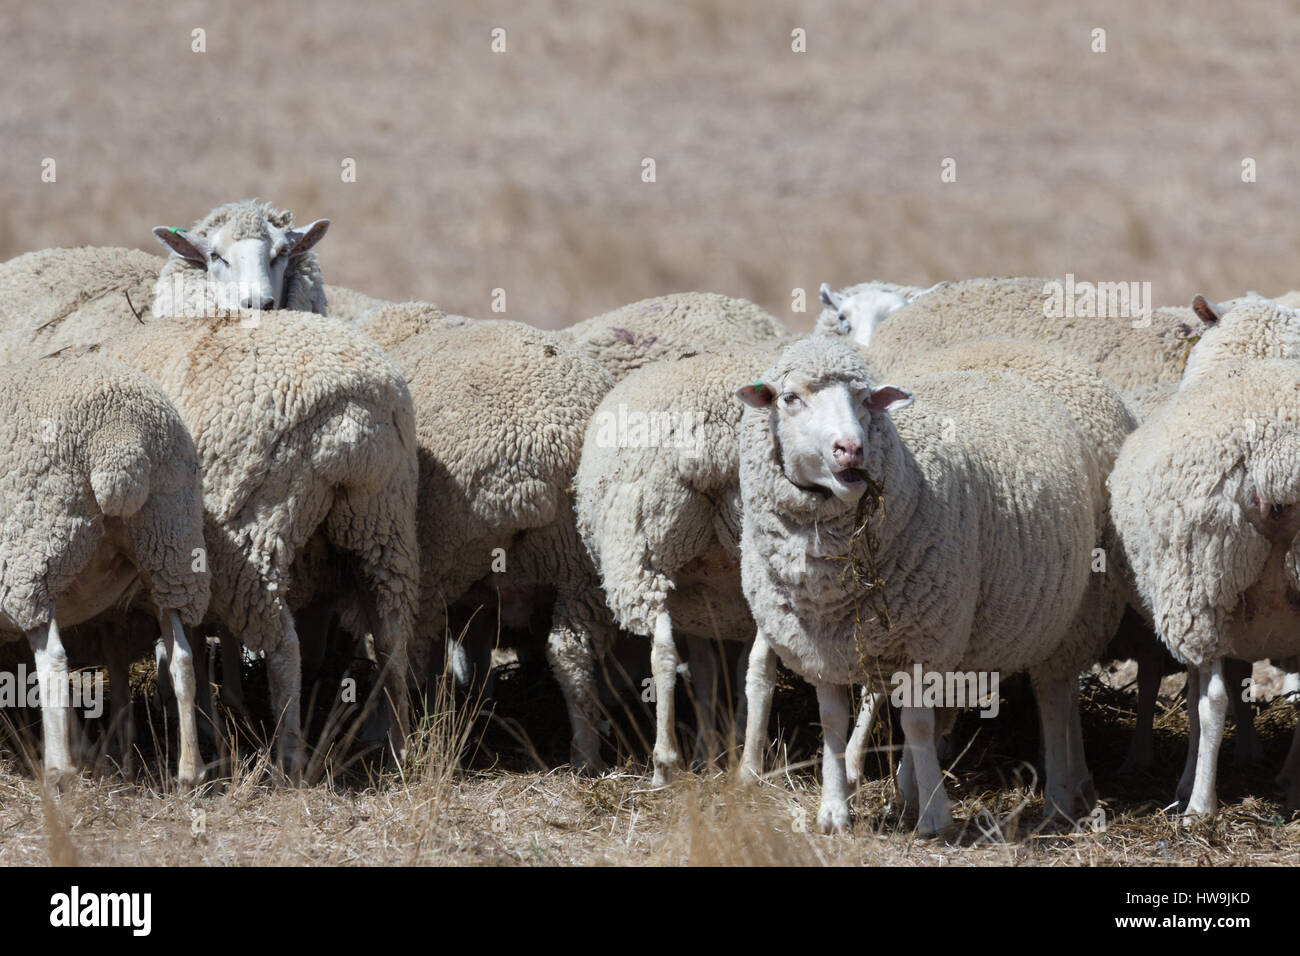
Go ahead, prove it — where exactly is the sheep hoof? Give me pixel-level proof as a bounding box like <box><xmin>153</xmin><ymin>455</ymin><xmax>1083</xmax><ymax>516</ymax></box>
<box><xmin>738</xmin><ymin>762</ymin><xmax>763</xmax><ymax>787</ymax></box>
<box><xmin>817</xmin><ymin>798</ymin><xmax>850</xmax><ymax>834</ymax></box>
<box><xmin>1182</xmin><ymin>797</ymin><xmax>1217</xmax><ymax>820</ymax></box>
<box><xmin>177</xmin><ymin>764</ymin><xmax>205</xmax><ymax>791</ymax></box>
<box><xmin>572</xmin><ymin>752</ymin><xmax>608</xmax><ymax>776</ymax></box>
<box><xmin>652</xmin><ymin>749</ymin><xmax>679</xmax><ymax>787</ymax></box>
<box><xmin>915</xmin><ymin>804</ymin><xmax>954</xmax><ymax>838</ymax></box>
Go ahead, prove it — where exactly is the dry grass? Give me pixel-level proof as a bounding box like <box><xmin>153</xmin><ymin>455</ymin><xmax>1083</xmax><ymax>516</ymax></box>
<box><xmin>2</xmin><ymin>658</ymin><xmax>1299</xmax><ymax>866</ymax></box>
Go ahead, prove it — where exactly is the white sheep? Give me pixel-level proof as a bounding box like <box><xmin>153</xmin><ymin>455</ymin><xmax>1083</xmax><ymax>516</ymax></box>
<box><xmin>388</xmin><ymin>318</ymin><xmax>617</xmax><ymax>771</ymax></box>
<box><xmin>1110</xmin><ymin>296</ymin><xmax>1300</xmax><ymax>817</ymax></box>
<box><xmin>150</xmin><ymin>199</ymin><xmax>329</xmax><ymax>315</ymax></box>
<box><xmin>0</xmin><ymin>355</ymin><xmax>210</xmax><ymax>787</ymax></box>
<box><xmin>0</xmin><ymin>200</ymin><xmax>329</xmax><ymax>364</ymax></box>
<box><xmin>737</xmin><ymin>336</ymin><xmax>1131</xmax><ymax>834</ymax></box>
<box><xmin>575</xmin><ymin>344</ymin><xmax>781</xmax><ymax>783</ymax></box>
<box><xmin>563</xmin><ymin>292</ymin><xmax>788</xmax><ymax>383</ymax></box>
<box><xmin>814</xmin><ymin>280</ymin><xmax>947</xmax><ymax>348</ymax></box>
<box><xmin>95</xmin><ymin>311</ymin><xmax>419</xmax><ymax>776</ymax></box>
<box><xmin>865</xmin><ymin>276</ymin><xmax>1272</xmax><ymax>774</ymax></box>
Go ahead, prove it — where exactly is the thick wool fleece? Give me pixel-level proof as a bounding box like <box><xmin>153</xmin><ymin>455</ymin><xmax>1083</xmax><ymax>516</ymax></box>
<box><xmin>354</xmin><ymin>300</ymin><xmax>472</xmax><ymax>353</ymax></box>
<box><xmin>867</xmin><ymin>277</ymin><xmax>1195</xmax><ymax>404</ymax></box>
<box><xmin>739</xmin><ymin>337</ymin><xmax>1109</xmax><ymax>687</ymax></box>
<box><xmin>0</xmin><ymin>355</ymin><xmax>209</xmax><ymax>634</ymax></box>
<box><xmin>1111</xmin><ymin>302</ymin><xmax>1300</xmax><ymax>666</ymax></box>
<box><xmin>154</xmin><ymin>200</ymin><xmax>327</xmax><ymax>317</ymax></box>
<box><xmin>575</xmin><ymin>343</ymin><xmax>780</xmax><ymax>639</ymax></box>
<box><xmin>563</xmin><ymin>292</ymin><xmax>788</xmax><ymax>382</ymax></box>
<box><xmin>324</xmin><ymin>284</ymin><xmax>395</xmax><ymax>329</ymax></box>
<box><xmin>390</xmin><ymin>319</ymin><xmax>614</xmax><ymax>673</ymax></box>
<box><xmin>96</xmin><ymin>312</ymin><xmax>418</xmax><ymax>667</ymax></box>
<box><xmin>0</xmin><ymin>246</ymin><xmax>164</xmax><ymax>363</ymax></box>
<box><xmin>1181</xmin><ymin>300</ymin><xmax>1300</xmax><ymax>385</ymax></box>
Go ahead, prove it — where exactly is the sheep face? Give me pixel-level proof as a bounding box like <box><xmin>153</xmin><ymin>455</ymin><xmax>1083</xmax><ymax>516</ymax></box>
<box><xmin>818</xmin><ymin>283</ymin><xmax>909</xmax><ymax>348</ymax></box>
<box><xmin>153</xmin><ymin>216</ymin><xmax>329</xmax><ymax>311</ymax></box>
<box><xmin>738</xmin><ymin>371</ymin><xmax>913</xmax><ymax>502</ymax></box>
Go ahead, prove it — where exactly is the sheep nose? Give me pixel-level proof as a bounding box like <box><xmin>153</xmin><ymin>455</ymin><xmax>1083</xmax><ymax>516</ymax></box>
<box><xmin>242</xmin><ymin>294</ymin><xmax>275</xmax><ymax>310</ymax></box>
<box><xmin>832</xmin><ymin>437</ymin><xmax>863</xmax><ymax>466</ymax></box>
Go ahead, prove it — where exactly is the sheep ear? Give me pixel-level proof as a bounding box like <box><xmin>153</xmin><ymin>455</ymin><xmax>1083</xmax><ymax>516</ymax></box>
<box><xmin>152</xmin><ymin>226</ymin><xmax>209</xmax><ymax>263</ymax></box>
<box><xmin>867</xmin><ymin>384</ymin><xmax>913</xmax><ymax>413</ymax></box>
<box><xmin>736</xmin><ymin>382</ymin><xmax>775</xmax><ymax>408</ymax></box>
<box><xmin>287</xmin><ymin>218</ymin><xmax>330</xmax><ymax>256</ymax></box>
<box><xmin>819</xmin><ymin>283</ymin><xmax>841</xmax><ymax>309</ymax></box>
<box><xmin>1191</xmin><ymin>294</ymin><xmax>1223</xmax><ymax>327</ymax></box>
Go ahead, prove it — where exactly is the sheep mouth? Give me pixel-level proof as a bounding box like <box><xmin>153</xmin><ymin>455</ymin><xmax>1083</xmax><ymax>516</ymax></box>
<box><xmin>833</xmin><ymin>468</ymin><xmax>867</xmax><ymax>487</ymax></box>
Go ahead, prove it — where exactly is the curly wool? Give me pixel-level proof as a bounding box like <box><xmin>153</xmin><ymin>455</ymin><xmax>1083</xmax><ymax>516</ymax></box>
<box><xmin>739</xmin><ymin>336</ymin><xmax>1115</xmax><ymax>687</ymax></box>
<box><xmin>866</xmin><ymin>276</ymin><xmax>1195</xmax><ymax>405</ymax></box>
<box><xmin>96</xmin><ymin>311</ymin><xmax>418</xmax><ymax>663</ymax></box>
<box><xmin>390</xmin><ymin>319</ymin><xmax>614</xmax><ymax>672</ymax></box>
<box><xmin>574</xmin><ymin>343</ymin><xmax>780</xmax><ymax>639</ymax></box>
<box><xmin>0</xmin><ymin>355</ymin><xmax>209</xmax><ymax>634</ymax></box>
<box><xmin>0</xmin><ymin>246</ymin><xmax>163</xmax><ymax>363</ymax></box>
<box><xmin>154</xmin><ymin>200</ymin><xmax>327</xmax><ymax>318</ymax></box>
<box><xmin>1111</xmin><ymin>302</ymin><xmax>1300</xmax><ymax>667</ymax></box>
<box><xmin>563</xmin><ymin>292</ymin><xmax>788</xmax><ymax>382</ymax></box>
<box><xmin>353</xmin><ymin>300</ymin><xmax>472</xmax><ymax>353</ymax></box>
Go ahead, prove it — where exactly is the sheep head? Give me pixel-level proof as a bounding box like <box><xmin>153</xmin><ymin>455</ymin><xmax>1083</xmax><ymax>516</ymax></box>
<box><xmin>737</xmin><ymin>339</ymin><xmax>912</xmax><ymax>502</ymax></box>
<box><xmin>153</xmin><ymin>207</ymin><xmax>329</xmax><ymax>312</ymax></box>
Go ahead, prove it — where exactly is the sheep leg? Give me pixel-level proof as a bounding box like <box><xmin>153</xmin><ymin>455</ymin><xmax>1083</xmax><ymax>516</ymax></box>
<box><xmin>1185</xmin><ymin>659</ymin><xmax>1228</xmax><ymax>818</ymax></box>
<box><xmin>1031</xmin><ymin>674</ymin><xmax>1077</xmax><ymax>820</ymax></box>
<box><xmin>846</xmin><ymin>687</ymin><xmax>885</xmax><ymax>788</ymax></box>
<box><xmin>897</xmin><ymin>736</ymin><xmax>919</xmax><ymax>809</ymax></box>
<box><xmin>161</xmin><ymin>611</ymin><xmax>202</xmax><ymax>789</ymax></box>
<box><xmin>732</xmin><ymin>642</ymin><xmax>750</xmax><ymax>750</ymax></box>
<box><xmin>366</xmin><ymin>610</ymin><xmax>410</xmax><ymax>766</ymax></box>
<box><xmin>545</xmin><ymin>596</ymin><xmax>606</xmax><ymax>774</ymax></box>
<box><xmin>153</xmin><ymin>636</ymin><xmax>174</xmax><ymax>710</ymax></box>
<box><xmin>1176</xmin><ymin>666</ymin><xmax>1201</xmax><ymax>808</ymax></box>
<box><xmin>650</xmin><ymin>611</ymin><xmax>681</xmax><ymax>785</ymax></box>
<box><xmin>27</xmin><ymin>615</ymin><xmax>77</xmax><ymax>786</ymax></box>
<box><xmin>815</xmin><ymin>682</ymin><xmax>852</xmax><ymax>833</ymax></box>
<box><xmin>685</xmin><ymin>634</ymin><xmax>720</xmax><ymax>769</ymax></box>
<box><xmin>900</xmin><ymin>705</ymin><xmax>951</xmax><ymax>835</ymax></box>
<box><xmin>265</xmin><ymin>607</ymin><xmax>304</xmax><ymax>781</ymax></box>
<box><xmin>740</xmin><ymin>631</ymin><xmax>777</xmax><ymax>783</ymax></box>
<box><xmin>104</xmin><ymin>636</ymin><xmax>136</xmax><ymax>780</ymax></box>
<box><xmin>1066</xmin><ymin>686</ymin><xmax>1096</xmax><ymax>812</ymax></box>
<box><xmin>1224</xmin><ymin>657</ymin><xmax>1261</xmax><ymax>767</ymax></box>
<box><xmin>1118</xmin><ymin>642</ymin><xmax>1164</xmax><ymax>775</ymax></box>
<box><xmin>1277</xmin><ymin>716</ymin><xmax>1300</xmax><ymax>816</ymax></box>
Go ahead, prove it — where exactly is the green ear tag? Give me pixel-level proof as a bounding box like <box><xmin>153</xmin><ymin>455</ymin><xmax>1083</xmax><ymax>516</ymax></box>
<box><xmin>752</xmin><ymin>381</ymin><xmax>763</xmax><ymax>389</ymax></box>
<box><xmin>168</xmin><ymin>226</ymin><xmax>187</xmax><ymax>234</ymax></box>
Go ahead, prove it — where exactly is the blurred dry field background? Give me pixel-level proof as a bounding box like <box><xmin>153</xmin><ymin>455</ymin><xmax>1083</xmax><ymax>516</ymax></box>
<box><xmin>4</xmin><ymin>0</ymin><xmax>1300</xmax><ymax>327</ymax></box>
<box><xmin>4</xmin><ymin>0</ymin><xmax>1300</xmax><ymax>866</ymax></box>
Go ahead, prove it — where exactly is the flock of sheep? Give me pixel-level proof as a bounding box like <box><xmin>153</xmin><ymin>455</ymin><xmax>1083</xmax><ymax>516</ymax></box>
<box><xmin>1</xmin><ymin>197</ymin><xmax>1298</xmax><ymax>839</ymax></box>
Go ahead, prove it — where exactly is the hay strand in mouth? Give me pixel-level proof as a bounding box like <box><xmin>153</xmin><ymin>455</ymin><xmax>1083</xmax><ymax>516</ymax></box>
<box><xmin>825</xmin><ymin>470</ymin><xmax>891</xmax><ymax>675</ymax></box>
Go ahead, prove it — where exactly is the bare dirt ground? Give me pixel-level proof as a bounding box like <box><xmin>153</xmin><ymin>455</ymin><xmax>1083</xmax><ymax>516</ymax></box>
<box><xmin>4</xmin><ymin>1</ymin><xmax>1300</xmax><ymax>866</ymax></box>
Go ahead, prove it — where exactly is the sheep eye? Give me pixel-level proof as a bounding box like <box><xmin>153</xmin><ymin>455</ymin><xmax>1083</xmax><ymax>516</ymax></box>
<box><xmin>780</xmin><ymin>392</ymin><xmax>803</xmax><ymax>409</ymax></box>
<box><xmin>210</xmin><ymin>254</ymin><xmax>228</xmax><ymax>267</ymax></box>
